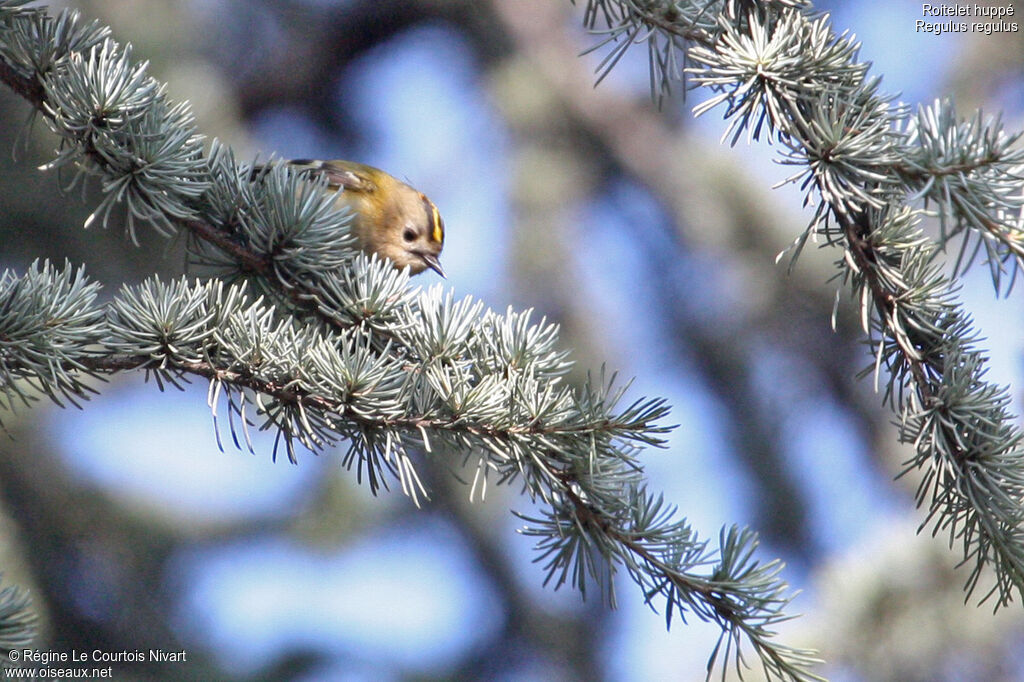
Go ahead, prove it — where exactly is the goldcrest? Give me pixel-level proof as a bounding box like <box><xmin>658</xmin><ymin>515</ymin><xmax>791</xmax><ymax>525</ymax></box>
<box><xmin>286</xmin><ymin>159</ymin><xmax>445</xmax><ymax>277</ymax></box>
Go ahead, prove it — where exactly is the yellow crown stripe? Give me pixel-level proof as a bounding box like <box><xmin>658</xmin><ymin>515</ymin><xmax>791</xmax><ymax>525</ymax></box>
<box><xmin>429</xmin><ymin>202</ymin><xmax>444</xmax><ymax>244</ymax></box>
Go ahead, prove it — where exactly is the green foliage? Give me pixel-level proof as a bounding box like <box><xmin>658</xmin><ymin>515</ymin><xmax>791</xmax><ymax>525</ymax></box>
<box><xmin>19</xmin><ymin>0</ymin><xmax>1024</xmax><ymax>679</ymax></box>
<box><xmin>0</xmin><ymin>2</ymin><xmax>832</xmax><ymax>680</ymax></box>
<box><xmin>901</xmin><ymin>101</ymin><xmax>1024</xmax><ymax>289</ymax></box>
<box><xmin>0</xmin><ymin>575</ymin><xmax>35</xmax><ymax>664</ymax></box>
<box><xmin>0</xmin><ymin>260</ymin><xmax>104</xmax><ymax>416</ymax></box>
<box><xmin>580</xmin><ymin>0</ymin><xmax>1024</xmax><ymax>621</ymax></box>
<box><xmin>564</xmin><ymin>0</ymin><xmax>1024</xmax><ymax>677</ymax></box>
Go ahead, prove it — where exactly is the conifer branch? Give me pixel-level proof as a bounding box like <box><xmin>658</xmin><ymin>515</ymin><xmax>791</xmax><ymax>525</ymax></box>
<box><xmin>0</xmin><ymin>3</ymin><xmax>831</xmax><ymax>679</ymax></box>
<box><xmin>575</xmin><ymin>0</ymin><xmax>1024</xmax><ymax>620</ymax></box>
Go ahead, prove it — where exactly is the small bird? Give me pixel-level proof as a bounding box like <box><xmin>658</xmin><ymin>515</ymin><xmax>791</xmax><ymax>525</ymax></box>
<box><xmin>285</xmin><ymin>159</ymin><xmax>445</xmax><ymax>277</ymax></box>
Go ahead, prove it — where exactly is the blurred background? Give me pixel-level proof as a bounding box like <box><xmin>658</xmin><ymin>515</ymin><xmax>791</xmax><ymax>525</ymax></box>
<box><xmin>1</xmin><ymin>0</ymin><xmax>1024</xmax><ymax>680</ymax></box>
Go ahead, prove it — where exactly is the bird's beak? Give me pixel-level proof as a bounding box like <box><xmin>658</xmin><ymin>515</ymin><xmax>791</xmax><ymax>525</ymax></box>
<box><xmin>421</xmin><ymin>253</ymin><xmax>446</xmax><ymax>278</ymax></box>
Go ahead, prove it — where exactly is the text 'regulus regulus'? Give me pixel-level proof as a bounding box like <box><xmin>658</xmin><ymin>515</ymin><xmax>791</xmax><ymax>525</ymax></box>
<box><xmin>281</xmin><ymin>159</ymin><xmax>445</xmax><ymax>277</ymax></box>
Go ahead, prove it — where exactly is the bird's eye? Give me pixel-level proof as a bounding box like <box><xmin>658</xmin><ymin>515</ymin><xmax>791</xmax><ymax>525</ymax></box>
<box><xmin>402</xmin><ymin>229</ymin><xmax>416</xmax><ymax>242</ymax></box>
